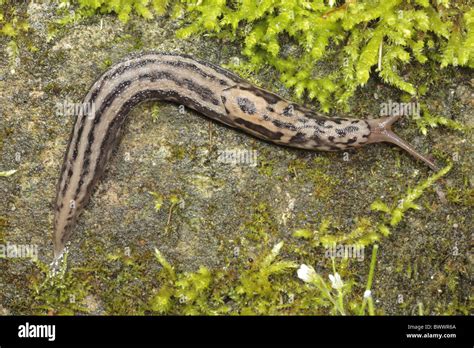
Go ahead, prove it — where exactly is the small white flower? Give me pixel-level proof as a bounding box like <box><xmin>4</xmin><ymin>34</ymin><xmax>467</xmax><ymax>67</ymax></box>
<box><xmin>364</xmin><ymin>290</ymin><xmax>372</xmax><ymax>299</ymax></box>
<box><xmin>297</xmin><ymin>264</ymin><xmax>317</xmax><ymax>283</ymax></box>
<box><xmin>328</xmin><ymin>0</ymin><xmax>336</xmax><ymax>7</ymax></box>
<box><xmin>329</xmin><ymin>272</ymin><xmax>344</xmax><ymax>290</ymax></box>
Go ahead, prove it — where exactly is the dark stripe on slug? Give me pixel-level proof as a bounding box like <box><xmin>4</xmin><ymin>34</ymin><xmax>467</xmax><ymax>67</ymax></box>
<box><xmin>234</xmin><ymin>118</ymin><xmax>284</xmax><ymax>140</ymax></box>
<box><xmin>160</xmin><ymin>59</ymin><xmax>230</xmax><ymax>86</ymax></box>
<box><xmin>315</xmin><ymin>119</ymin><xmax>327</xmax><ymax>127</ymax></box>
<box><xmin>140</xmin><ymin>71</ymin><xmax>220</xmax><ymax>105</ymax></box>
<box><xmin>237</xmin><ymin>85</ymin><xmax>281</xmax><ymax>105</ymax></box>
<box><xmin>86</xmin><ymin>59</ymin><xmax>158</xmax><ymax>106</ymax></box>
<box><xmin>332</xmin><ymin>118</ymin><xmax>349</xmax><ymax>125</ymax></box>
<box><xmin>66</xmin><ymin>80</ymin><xmax>132</xmax><ymax>199</ymax></box>
<box><xmin>364</xmin><ymin>120</ymin><xmax>371</xmax><ymax>132</ymax></box>
<box><xmin>181</xmin><ymin>78</ymin><xmax>220</xmax><ymax>106</ymax></box>
<box><xmin>328</xmin><ymin>145</ymin><xmax>343</xmax><ymax>151</ymax></box>
<box><xmin>272</xmin><ymin>119</ymin><xmax>297</xmax><ymax>132</ymax></box>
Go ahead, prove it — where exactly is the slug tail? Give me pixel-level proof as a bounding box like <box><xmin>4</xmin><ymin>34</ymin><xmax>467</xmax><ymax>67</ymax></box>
<box><xmin>366</xmin><ymin>115</ymin><xmax>438</xmax><ymax>171</ymax></box>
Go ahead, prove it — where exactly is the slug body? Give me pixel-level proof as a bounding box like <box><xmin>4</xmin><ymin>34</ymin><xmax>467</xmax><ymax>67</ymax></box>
<box><xmin>53</xmin><ymin>53</ymin><xmax>436</xmax><ymax>257</ymax></box>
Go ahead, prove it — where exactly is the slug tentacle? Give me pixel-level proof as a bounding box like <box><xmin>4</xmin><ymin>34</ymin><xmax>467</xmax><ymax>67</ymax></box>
<box><xmin>366</xmin><ymin>115</ymin><xmax>438</xmax><ymax>171</ymax></box>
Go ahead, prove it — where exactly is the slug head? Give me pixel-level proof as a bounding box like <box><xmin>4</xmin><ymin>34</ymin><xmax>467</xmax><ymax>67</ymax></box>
<box><xmin>366</xmin><ymin>115</ymin><xmax>438</xmax><ymax>171</ymax></box>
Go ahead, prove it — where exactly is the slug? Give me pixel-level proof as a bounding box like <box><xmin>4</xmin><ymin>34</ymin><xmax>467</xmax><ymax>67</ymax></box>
<box><xmin>53</xmin><ymin>52</ymin><xmax>437</xmax><ymax>257</ymax></box>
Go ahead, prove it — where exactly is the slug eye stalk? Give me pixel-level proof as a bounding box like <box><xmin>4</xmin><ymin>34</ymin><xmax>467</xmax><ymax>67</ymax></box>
<box><xmin>366</xmin><ymin>115</ymin><xmax>438</xmax><ymax>171</ymax></box>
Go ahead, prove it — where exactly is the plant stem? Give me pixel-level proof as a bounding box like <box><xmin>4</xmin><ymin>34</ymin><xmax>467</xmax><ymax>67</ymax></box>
<box><xmin>359</xmin><ymin>244</ymin><xmax>378</xmax><ymax>315</ymax></box>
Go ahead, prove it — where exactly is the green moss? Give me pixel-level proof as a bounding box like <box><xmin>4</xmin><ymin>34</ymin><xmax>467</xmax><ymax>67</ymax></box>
<box><xmin>446</xmin><ymin>186</ymin><xmax>474</xmax><ymax>207</ymax></box>
<box><xmin>157</xmin><ymin>0</ymin><xmax>472</xmax><ymax>114</ymax></box>
<box><xmin>414</xmin><ymin>104</ymin><xmax>467</xmax><ymax>135</ymax></box>
<box><xmin>30</xmin><ymin>253</ymin><xmax>91</xmax><ymax>315</ymax></box>
<box><xmin>256</xmin><ymin>155</ymin><xmax>277</xmax><ymax>177</ymax></box>
<box><xmin>168</xmin><ymin>144</ymin><xmax>187</xmax><ymax>161</ymax></box>
<box><xmin>371</xmin><ymin>162</ymin><xmax>452</xmax><ymax>230</ymax></box>
<box><xmin>0</xmin><ymin>1</ymin><xmax>30</xmax><ymax>58</ymax></box>
<box><xmin>0</xmin><ymin>169</ymin><xmax>16</xmax><ymax>176</ymax></box>
<box><xmin>241</xmin><ymin>202</ymin><xmax>277</xmax><ymax>244</ymax></box>
<box><xmin>150</xmin><ymin>241</ymin><xmax>300</xmax><ymax>315</ymax></box>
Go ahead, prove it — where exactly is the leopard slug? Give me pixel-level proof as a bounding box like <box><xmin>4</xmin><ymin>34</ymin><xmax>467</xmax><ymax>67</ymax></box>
<box><xmin>53</xmin><ymin>52</ymin><xmax>437</xmax><ymax>257</ymax></box>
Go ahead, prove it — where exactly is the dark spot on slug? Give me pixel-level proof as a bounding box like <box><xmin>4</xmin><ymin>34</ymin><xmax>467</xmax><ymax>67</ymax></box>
<box><xmin>236</xmin><ymin>97</ymin><xmax>257</xmax><ymax>115</ymax></box>
<box><xmin>316</xmin><ymin>119</ymin><xmax>326</xmax><ymax>127</ymax></box>
<box><xmin>282</xmin><ymin>105</ymin><xmax>294</xmax><ymax>117</ymax></box>
<box><xmin>289</xmin><ymin>132</ymin><xmax>307</xmax><ymax>143</ymax></box>
<box><xmin>346</xmin><ymin>137</ymin><xmax>357</xmax><ymax>144</ymax></box>
<box><xmin>313</xmin><ymin>127</ymin><xmax>325</xmax><ymax>134</ymax></box>
<box><xmin>346</xmin><ymin>126</ymin><xmax>359</xmax><ymax>133</ymax></box>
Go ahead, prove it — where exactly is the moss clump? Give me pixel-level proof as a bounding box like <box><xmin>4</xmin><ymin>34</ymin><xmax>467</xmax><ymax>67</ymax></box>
<box><xmin>414</xmin><ymin>104</ymin><xmax>467</xmax><ymax>135</ymax></box>
<box><xmin>241</xmin><ymin>202</ymin><xmax>277</xmax><ymax>243</ymax></box>
<box><xmin>165</xmin><ymin>0</ymin><xmax>473</xmax><ymax>112</ymax></box>
<box><xmin>371</xmin><ymin>162</ymin><xmax>452</xmax><ymax>232</ymax></box>
<box><xmin>0</xmin><ymin>0</ymin><xmax>30</xmax><ymax>68</ymax></box>
<box><xmin>150</xmin><ymin>242</ymin><xmax>299</xmax><ymax>315</ymax></box>
<box><xmin>446</xmin><ymin>186</ymin><xmax>474</xmax><ymax>207</ymax></box>
<box><xmin>100</xmin><ymin>249</ymin><xmax>154</xmax><ymax>314</ymax></box>
<box><xmin>30</xmin><ymin>253</ymin><xmax>91</xmax><ymax>315</ymax></box>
